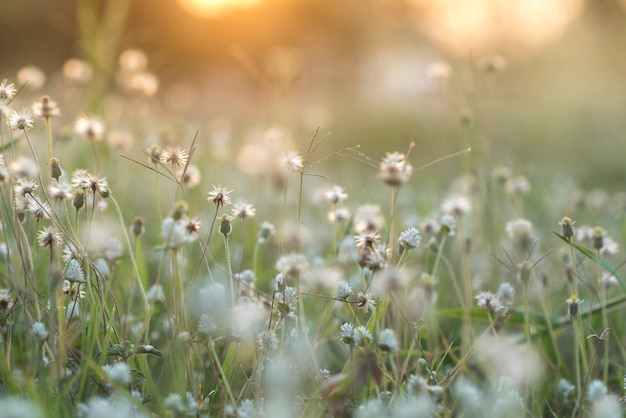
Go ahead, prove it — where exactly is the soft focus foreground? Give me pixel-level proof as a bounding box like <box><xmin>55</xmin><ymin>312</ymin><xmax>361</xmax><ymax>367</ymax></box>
<box><xmin>1</xmin><ymin>1</ymin><xmax>626</xmax><ymax>417</ymax></box>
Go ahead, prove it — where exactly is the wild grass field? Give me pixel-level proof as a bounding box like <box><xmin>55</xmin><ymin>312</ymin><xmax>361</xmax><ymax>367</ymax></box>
<box><xmin>2</xmin><ymin>1</ymin><xmax>626</xmax><ymax>417</ymax></box>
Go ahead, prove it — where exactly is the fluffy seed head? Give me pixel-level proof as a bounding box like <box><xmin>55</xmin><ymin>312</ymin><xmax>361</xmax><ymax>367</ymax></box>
<box><xmin>207</xmin><ymin>184</ymin><xmax>232</xmax><ymax>207</ymax></box>
<box><xmin>378</xmin><ymin>151</ymin><xmax>412</xmax><ymax>187</ymax></box>
<box><xmin>278</xmin><ymin>151</ymin><xmax>303</xmax><ymax>173</ymax></box>
<box><xmin>74</xmin><ymin>115</ymin><xmax>105</xmax><ymax>141</ymax></box>
<box><xmin>8</xmin><ymin>109</ymin><xmax>34</xmax><ymax>130</ymax></box>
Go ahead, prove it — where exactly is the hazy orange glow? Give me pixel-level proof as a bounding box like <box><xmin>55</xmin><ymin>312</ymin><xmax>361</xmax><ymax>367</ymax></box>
<box><xmin>177</xmin><ymin>0</ymin><xmax>262</xmax><ymax>18</ymax></box>
<box><xmin>411</xmin><ymin>0</ymin><xmax>584</xmax><ymax>54</ymax></box>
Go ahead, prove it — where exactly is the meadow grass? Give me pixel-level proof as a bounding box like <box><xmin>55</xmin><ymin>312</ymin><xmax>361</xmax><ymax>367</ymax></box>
<box><xmin>1</xmin><ymin>52</ymin><xmax>626</xmax><ymax>418</ymax></box>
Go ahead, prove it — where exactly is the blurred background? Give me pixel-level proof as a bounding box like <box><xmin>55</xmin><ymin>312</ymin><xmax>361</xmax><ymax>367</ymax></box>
<box><xmin>2</xmin><ymin>0</ymin><xmax>626</xmax><ymax>189</ymax></box>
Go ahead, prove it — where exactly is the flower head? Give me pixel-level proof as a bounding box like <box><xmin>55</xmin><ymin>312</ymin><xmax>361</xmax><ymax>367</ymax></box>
<box><xmin>324</xmin><ymin>185</ymin><xmax>348</xmax><ymax>204</ymax></box>
<box><xmin>0</xmin><ymin>79</ymin><xmax>16</xmax><ymax>101</ymax></box>
<box><xmin>232</xmin><ymin>201</ymin><xmax>256</xmax><ymax>220</ymax></box>
<box><xmin>207</xmin><ymin>184</ymin><xmax>232</xmax><ymax>207</ymax></box>
<box><xmin>399</xmin><ymin>227</ymin><xmax>421</xmax><ymax>252</ymax></box>
<box><xmin>504</xmin><ymin>175</ymin><xmax>530</xmax><ymax>196</ymax></box>
<box><xmin>475</xmin><ymin>291</ymin><xmax>503</xmax><ymax>314</ymax></box>
<box><xmin>333</xmin><ymin>281</ymin><xmax>353</xmax><ymax>300</ymax></box>
<box><xmin>30</xmin><ymin>321</ymin><xmax>48</xmax><ymax>341</ymax></box>
<box><xmin>559</xmin><ymin>216</ymin><xmax>575</xmax><ymax>240</ymax></box>
<box><xmin>353</xmin><ymin>204</ymin><xmax>384</xmax><ymax>233</ymax></box>
<box><xmin>8</xmin><ymin>109</ymin><xmax>34</xmax><ymax>130</ymax></box>
<box><xmin>0</xmin><ymin>289</ymin><xmax>15</xmax><ymax>312</ymax></box>
<box><xmin>14</xmin><ymin>177</ymin><xmax>38</xmax><ymax>198</ymax></box>
<box><xmin>74</xmin><ymin>115</ymin><xmax>105</xmax><ymax>141</ymax></box>
<box><xmin>275</xmin><ymin>253</ymin><xmax>309</xmax><ymax>279</ymax></box>
<box><xmin>159</xmin><ymin>146</ymin><xmax>188</xmax><ymax>170</ymax></box>
<box><xmin>70</xmin><ymin>169</ymin><xmax>108</xmax><ymax>196</ymax></box>
<box><xmin>258</xmin><ymin>221</ymin><xmax>275</xmax><ymax>244</ymax></box>
<box><xmin>505</xmin><ymin>218</ymin><xmax>532</xmax><ymax>249</ymax></box>
<box><xmin>378</xmin><ymin>151</ymin><xmax>412</xmax><ymax>187</ymax></box>
<box><xmin>49</xmin><ymin>183</ymin><xmax>74</xmax><ymax>201</ymax></box>
<box><xmin>378</xmin><ymin>328</ymin><xmax>399</xmax><ymax>352</ymax></box>
<box><xmin>356</xmin><ymin>291</ymin><xmax>376</xmax><ymax>313</ymax></box>
<box><xmin>566</xmin><ymin>295</ymin><xmax>583</xmax><ymax>317</ymax></box>
<box><xmin>257</xmin><ymin>329</ymin><xmax>279</xmax><ymax>351</ymax></box>
<box><xmin>178</xmin><ymin>164</ymin><xmax>200</xmax><ymax>188</ymax></box>
<box><xmin>441</xmin><ymin>194</ymin><xmax>472</xmax><ymax>217</ymax></box>
<box><xmin>32</xmin><ymin>95</ymin><xmax>61</xmax><ymax>119</ymax></box>
<box><xmin>65</xmin><ymin>258</ymin><xmax>85</xmax><ymax>283</ymax></box>
<box><xmin>37</xmin><ymin>227</ymin><xmax>63</xmax><ymax>248</ymax></box>
<box><xmin>278</xmin><ymin>151</ymin><xmax>303</xmax><ymax>173</ymax></box>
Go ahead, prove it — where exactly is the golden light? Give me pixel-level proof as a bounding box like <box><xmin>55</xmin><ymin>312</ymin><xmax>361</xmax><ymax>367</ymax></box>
<box><xmin>409</xmin><ymin>0</ymin><xmax>584</xmax><ymax>54</ymax></box>
<box><xmin>177</xmin><ymin>0</ymin><xmax>262</xmax><ymax>18</ymax></box>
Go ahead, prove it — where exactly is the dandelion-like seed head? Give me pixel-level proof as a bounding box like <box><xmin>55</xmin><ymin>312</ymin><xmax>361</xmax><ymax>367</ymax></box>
<box><xmin>372</xmin><ymin>266</ymin><xmax>409</xmax><ymax>294</ymax></box>
<box><xmin>0</xmin><ymin>79</ymin><xmax>16</xmax><ymax>101</ymax></box>
<box><xmin>0</xmin><ymin>289</ymin><xmax>15</xmax><ymax>312</ymax></box>
<box><xmin>232</xmin><ymin>201</ymin><xmax>256</xmax><ymax>220</ymax></box>
<box><xmin>14</xmin><ymin>178</ymin><xmax>38</xmax><ymax>198</ymax></box>
<box><xmin>358</xmin><ymin>244</ymin><xmax>388</xmax><ymax>272</ymax></box>
<box><xmin>475</xmin><ymin>291</ymin><xmax>503</xmax><ymax>314</ymax></box>
<box><xmin>420</xmin><ymin>218</ymin><xmax>441</xmax><ymax>236</ymax></box>
<box><xmin>275</xmin><ymin>253</ymin><xmax>309</xmax><ymax>279</ymax></box>
<box><xmin>63</xmin><ymin>58</ymin><xmax>93</xmax><ymax>84</ymax></box>
<box><xmin>600</xmin><ymin>237</ymin><xmax>619</xmax><ymax>257</ymax></box>
<box><xmin>328</xmin><ymin>207</ymin><xmax>351</xmax><ymax>224</ymax></box>
<box><xmin>324</xmin><ymin>185</ymin><xmax>348</xmax><ymax>204</ymax></box>
<box><xmin>159</xmin><ymin>146</ymin><xmax>188</xmax><ymax>170</ymax></box>
<box><xmin>258</xmin><ymin>221</ymin><xmax>275</xmax><ymax>244</ymax></box>
<box><xmin>356</xmin><ymin>291</ymin><xmax>376</xmax><ymax>313</ymax></box>
<box><xmin>207</xmin><ymin>184</ymin><xmax>232</xmax><ymax>208</ymax></box>
<box><xmin>37</xmin><ymin>227</ymin><xmax>63</xmax><ymax>248</ymax></box>
<box><xmin>70</xmin><ymin>169</ymin><xmax>108</xmax><ymax>196</ymax></box>
<box><xmin>74</xmin><ymin>115</ymin><xmax>105</xmax><ymax>141</ymax></box>
<box><xmin>28</xmin><ymin>200</ymin><xmax>51</xmax><ymax>221</ymax></box>
<box><xmin>17</xmin><ymin>65</ymin><xmax>46</xmax><ymax>90</ymax></box>
<box><xmin>354</xmin><ymin>231</ymin><xmax>381</xmax><ymax>251</ymax></box>
<box><xmin>8</xmin><ymin>109</ymin><xmax>34</xmax><ymax>130</ymax></box>
<box><xmin>178</xmin><ymin>164</ymin><xmax>200</xmax><ymax>188</ymax></box>
<box><xmin>278</xmin><ymin>150</ymin><xmax>303</xmax><ymax>173</ymax></box>
<box><xmin>354</xmin><ymin>204</ymin><xmax>384</xmax><ymax>233</ymax></box>
<box><xmin>504</xmin><ymin>175</ymin><xmax>530</xmax><ymax>196</ymax></box>
<box><xmin>257</xmin><ymin>329</ymin><xmax>279</xmax><ymax>351</ymax></box>
<box><xmin>378</xmin><ymin>151</ymin><xmax>413</xmax><ymax>187</ymax></box>
<box><xmin>32</xmin><ymin>95</ymin><xmax>61</xmax><ymax>119</ymax></box>
<box><xmin>441</xmin><ymin>194</ymin><xmax>472</xmax><ymax>217</ymax></box>
<box><xmin>184</xmin><ymin>217</ymin><xmax>202</xmax><ymax>236</ymax></box>
<box><xmin>505</xmin><ymin>218</ymin><xmax>533</xmax><ymax>249</ymax></box>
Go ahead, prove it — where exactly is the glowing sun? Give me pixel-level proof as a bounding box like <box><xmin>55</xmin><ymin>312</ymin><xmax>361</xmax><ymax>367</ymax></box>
<box><xmin>177</xmin><ymin>0</ymin><xmax>261</xmax><ymax>18</ymax></box>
